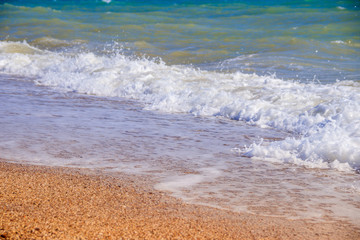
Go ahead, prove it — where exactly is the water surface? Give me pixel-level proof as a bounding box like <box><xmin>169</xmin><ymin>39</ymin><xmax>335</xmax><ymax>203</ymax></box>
<box><xmin>0</xmin><ymin>0</ymin><xmax>359</xmax><ymax>225</ymax></box>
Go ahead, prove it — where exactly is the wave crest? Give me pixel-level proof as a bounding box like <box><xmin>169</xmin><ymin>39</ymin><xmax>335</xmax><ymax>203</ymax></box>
<box><xmin>1</xmin><ymin>40</ymin><xmax>359</xmax><ymax>171</ymax></box>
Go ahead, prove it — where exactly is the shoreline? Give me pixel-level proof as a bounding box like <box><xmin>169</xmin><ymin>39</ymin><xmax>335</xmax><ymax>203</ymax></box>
<box><xmin>1</xmin><ymin>160</ymin><xmax>359</xmax><ymax>239</ymax></box>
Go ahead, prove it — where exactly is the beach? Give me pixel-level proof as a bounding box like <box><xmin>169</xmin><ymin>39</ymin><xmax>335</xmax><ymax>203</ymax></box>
<box><xmin>1</xmin><ymin>1</ymin><xmax>360</xmax><ymax>239</ymax></box>
<box><xmin>1</xmin><ymin>160</ymin><xmax>359</xmax><ymax>239</ymax></box>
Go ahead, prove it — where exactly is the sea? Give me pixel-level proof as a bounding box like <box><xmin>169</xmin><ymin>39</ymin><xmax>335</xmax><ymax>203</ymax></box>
<box><xmin>1</xmin><ymin>0</ymin><xmax>360</xmax><ymax>225</ymax></box>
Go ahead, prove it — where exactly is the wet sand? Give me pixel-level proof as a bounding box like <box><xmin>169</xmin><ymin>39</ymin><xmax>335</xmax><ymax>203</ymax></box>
<box><xmin>0</xmin><ymin>161</ymin><xmax>359</xmax><ymax>239</ymax></box>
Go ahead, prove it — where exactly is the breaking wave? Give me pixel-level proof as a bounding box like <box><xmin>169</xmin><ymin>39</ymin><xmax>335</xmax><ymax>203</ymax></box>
<box><xmin>1</xmin><ymin>40</ymin><xmax>359</xmax><ymax>171</ymax></box>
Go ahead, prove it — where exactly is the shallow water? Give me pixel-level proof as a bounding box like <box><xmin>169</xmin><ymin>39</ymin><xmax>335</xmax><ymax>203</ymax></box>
<box><xmin>0</xmin><ymin>0</ymin><xmax>360</xmax><ymax>226</ymax></box>
<box><xmin>1</xmin><ymin>41</ymin><xmax>359</xmax><ymax>171</ymax></box>
<box><xmin>1</xmin><ymin>74</ymin><xmax>359</xmax><ymax>225</ymax></box>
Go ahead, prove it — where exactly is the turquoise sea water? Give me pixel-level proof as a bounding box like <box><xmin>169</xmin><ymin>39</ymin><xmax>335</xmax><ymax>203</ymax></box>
<box><xmin>1</xmin><ymin>0</ymin><xmax>360</xmax><ymax>225</ymax></box>
<box><xmin>1</xmin><ymin>0</ymin><xmax>360</xmax><ymax>81</ymax></box>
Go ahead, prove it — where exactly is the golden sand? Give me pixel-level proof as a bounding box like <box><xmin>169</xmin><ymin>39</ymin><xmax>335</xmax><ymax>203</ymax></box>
<box><xmin>0</xmin><ymin>161</ymin><xmax>359</xmax><ymax>239</ymax></box>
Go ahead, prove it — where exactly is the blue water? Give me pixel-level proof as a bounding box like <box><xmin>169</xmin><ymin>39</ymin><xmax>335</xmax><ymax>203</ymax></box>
<box><xmin>1</xmin><ymin>0</ymin><xmax>360</xmax><ymax>225</ymax></box>
<box><xmin>1</xmin><ymin>0</ymin><xmax>359</xmax><ymax>81</ymax></box>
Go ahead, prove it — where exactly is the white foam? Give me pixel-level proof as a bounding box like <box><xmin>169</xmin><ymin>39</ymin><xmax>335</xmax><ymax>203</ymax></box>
<box><xmin>155</xmin><ymin>167</ymin><xmax>223</xmax><ymax>200</ymax></box>
<box><xmin>331</xmin><ymin>40</ymin><xmax>345</xmax><ymax>44</ymax></box>
<box><xmin>1</xmin><ymin>41</ymin><xmax>359</xmax><ymax>171</ymax></box>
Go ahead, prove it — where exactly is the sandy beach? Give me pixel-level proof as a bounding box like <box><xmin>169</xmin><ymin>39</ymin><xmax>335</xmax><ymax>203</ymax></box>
<box><xmin>1</xmin><ymin>0</ymin><xmax>360</xmax><ymax>239</ymax></box>
<box><xmin>0</xmin><ymin>160</ymin><xmax>359</xmax><ymax>240</ymax></box>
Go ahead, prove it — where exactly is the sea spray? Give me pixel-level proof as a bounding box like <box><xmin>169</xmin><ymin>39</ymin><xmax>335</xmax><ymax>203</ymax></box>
<box><xmin>1</xmin><ymin>40</ymin><xmax>359</xmax><ymax>171</ymax></box>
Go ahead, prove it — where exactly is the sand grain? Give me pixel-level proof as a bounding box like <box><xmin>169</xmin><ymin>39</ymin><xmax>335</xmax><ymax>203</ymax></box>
<box><xmin>0</xmin><ymin>161</ymin><xmax>359</xmax><ymax>239</ymax></box>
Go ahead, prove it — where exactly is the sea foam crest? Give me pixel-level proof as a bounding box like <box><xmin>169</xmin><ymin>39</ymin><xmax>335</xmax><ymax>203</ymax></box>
<box><xmin>0</xmin><ymin>41</ymin><xmax>359</xmax><ymax>171</ymax></box>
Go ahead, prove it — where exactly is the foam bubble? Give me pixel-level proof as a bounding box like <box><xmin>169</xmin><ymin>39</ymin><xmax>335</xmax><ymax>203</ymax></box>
<box><xmin>0</xmin><ymin>41</ymin><xmax>359</xmax><ymax>171</ymax></box>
